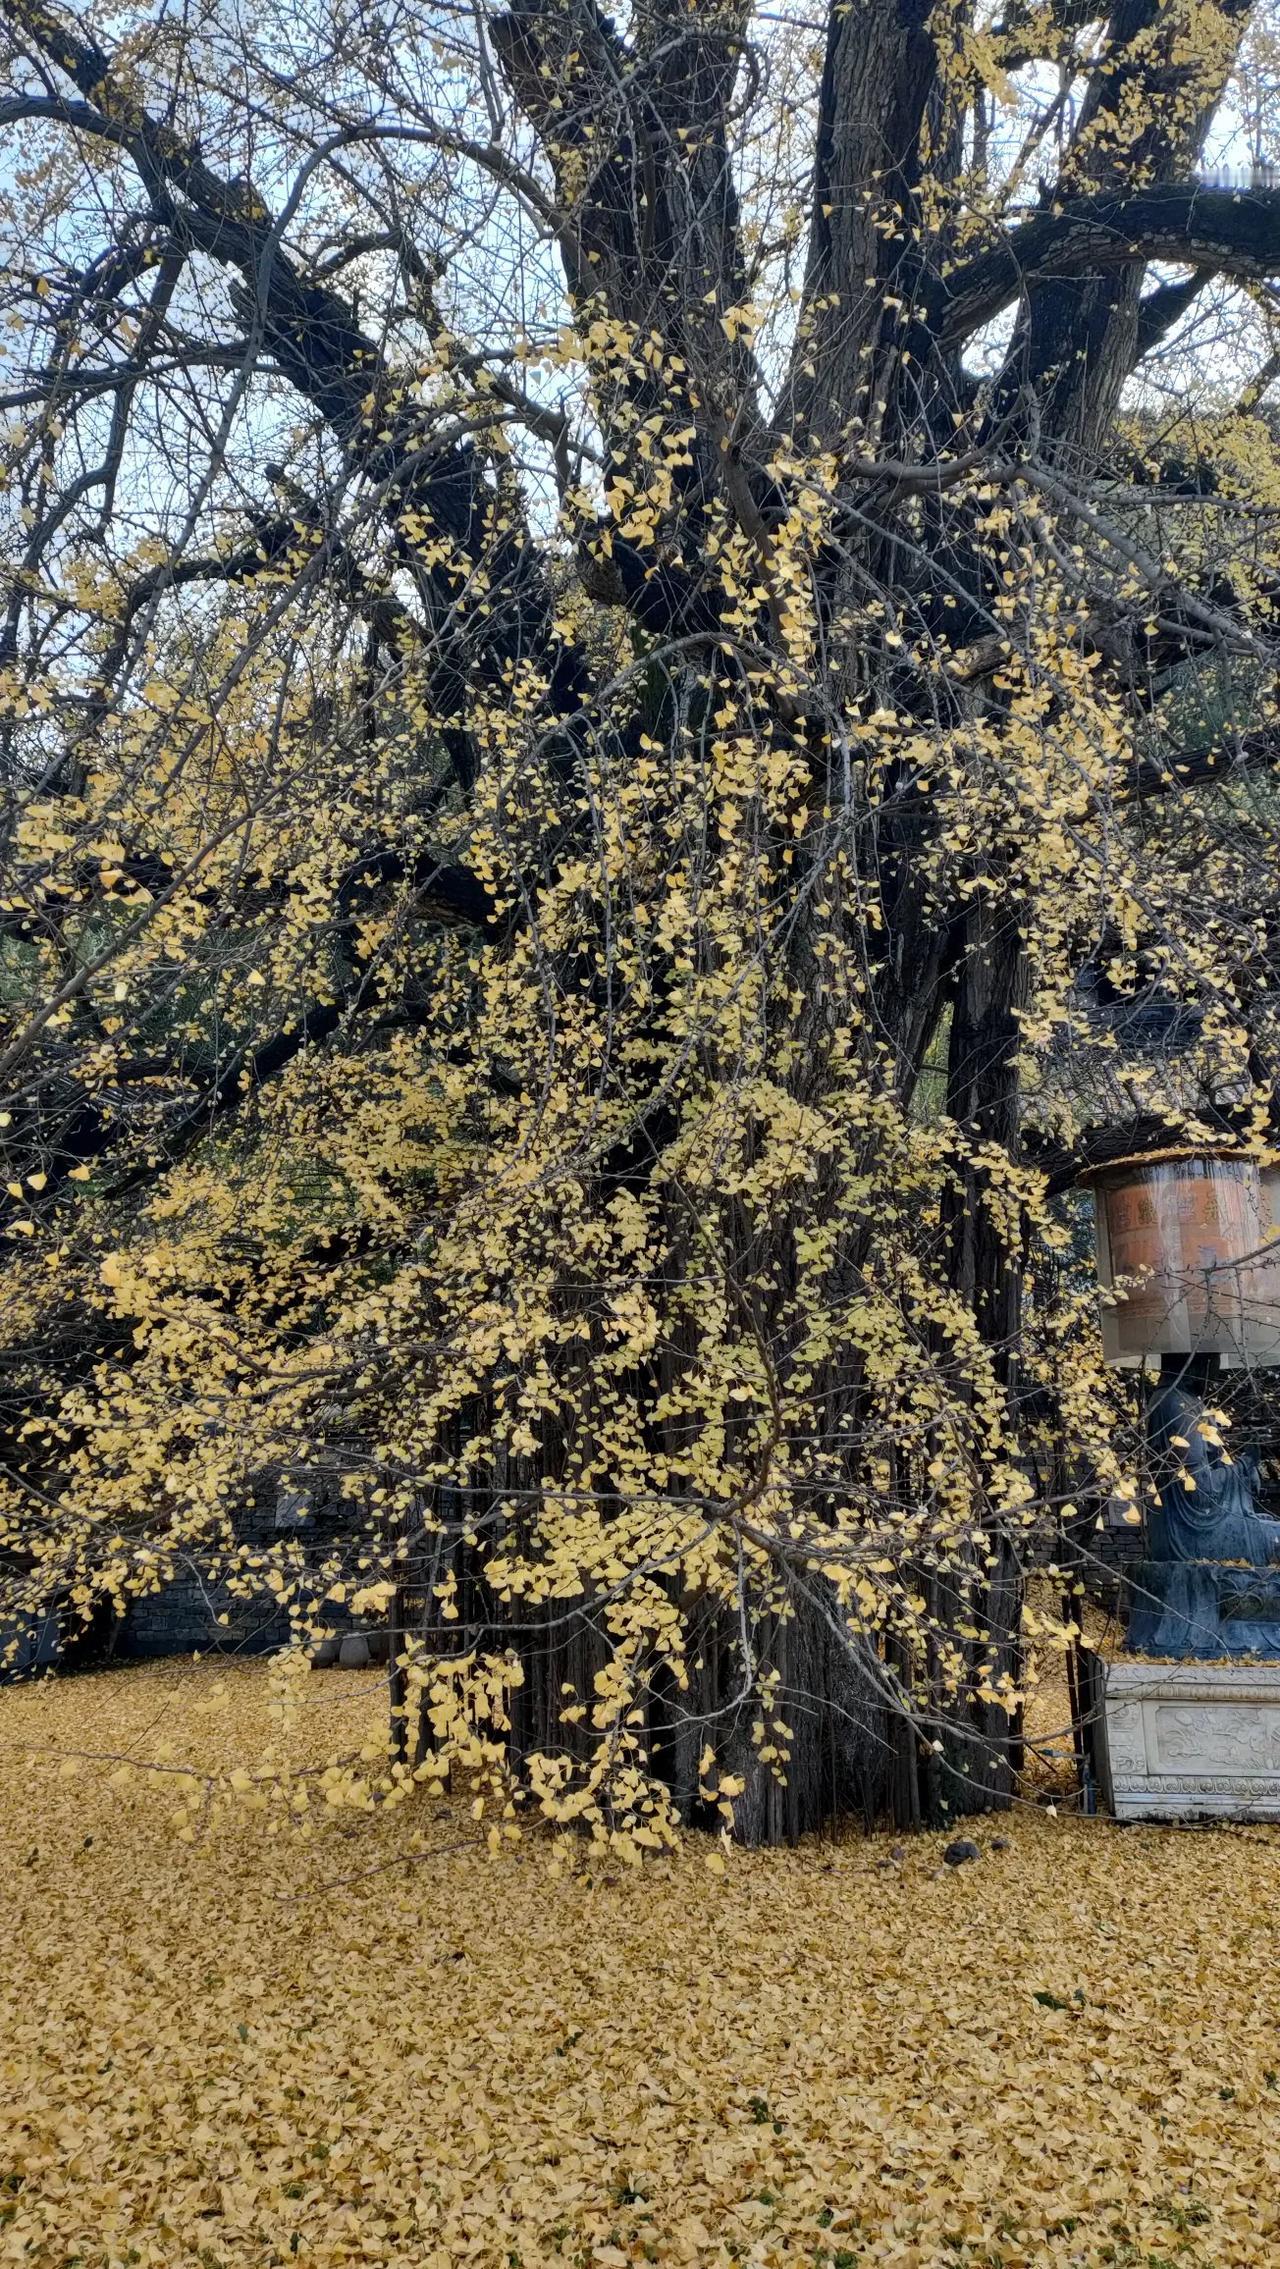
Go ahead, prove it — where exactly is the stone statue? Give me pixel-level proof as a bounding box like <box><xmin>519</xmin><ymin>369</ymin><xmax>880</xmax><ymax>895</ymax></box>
<box><xmin>1147</xmin><ymin>1367</ymin><xmax>1280</xmax><ymax>1564</ymax></box>
<box><xmin>1129</xmin><ymin>1355</ymin><xmax>1280</xmax><ymax>1658</ymax></box>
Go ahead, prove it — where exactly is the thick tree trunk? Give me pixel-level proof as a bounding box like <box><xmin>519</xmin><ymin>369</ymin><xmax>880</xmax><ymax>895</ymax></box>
<box><xmin>725</xmin><ymin>1599</ymin><xmax>892</xmax><ymax>1846</ymax></box>
<box><xmin>927</xmin><ymin>891</ymin><xmax>1030</xmax><ymax>1821</ymax></box>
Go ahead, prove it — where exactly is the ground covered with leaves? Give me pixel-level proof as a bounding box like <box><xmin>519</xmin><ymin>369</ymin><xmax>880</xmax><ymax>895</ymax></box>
<box><xmin>1</xmin><ymin>1663</ymin><xmax>1278</xmax><ymax>2269</ymax></box>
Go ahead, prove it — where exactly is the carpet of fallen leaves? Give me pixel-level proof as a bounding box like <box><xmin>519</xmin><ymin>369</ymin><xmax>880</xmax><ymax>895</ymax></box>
<box><xmin>2</xmin><ymin>1662</ymin><xmax>1279</xmax><ymax>2269</ymax></box>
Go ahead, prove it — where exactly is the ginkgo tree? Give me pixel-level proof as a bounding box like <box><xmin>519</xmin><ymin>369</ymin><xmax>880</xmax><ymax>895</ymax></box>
<box><xmin>3</xmin><ymin>0</ymin><xmax>1280</xmax><ymax>1844</ymax></box>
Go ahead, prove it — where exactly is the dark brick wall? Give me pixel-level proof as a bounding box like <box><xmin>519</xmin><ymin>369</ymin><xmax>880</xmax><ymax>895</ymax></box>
<box><xmin>0</xmin><ymin>1609</ymin><xmax>62</xmax><ymax>1677</ymax></box>
<box><xmin>112</xmin><ymin>1462</ymin><xmax>362</xmax><ymax>1661</ymax></box>
<box><xmin>118</xmin><ymin>1572</ymin><xmax>288</xmax><ymax>1659</ymax></box>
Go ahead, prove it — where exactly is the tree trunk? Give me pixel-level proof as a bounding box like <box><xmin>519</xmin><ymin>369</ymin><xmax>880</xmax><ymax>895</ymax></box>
<box><xmin>928</xmin><ymin>890</ymin><xmax>1030</xmax><ymax>1821</ymax></box>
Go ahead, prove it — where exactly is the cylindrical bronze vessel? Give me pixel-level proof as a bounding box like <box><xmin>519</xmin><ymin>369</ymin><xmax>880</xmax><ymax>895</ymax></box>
<box><xmin>1093</xmin><ymin>1152</ymin><xmax>1280</xmax><ymax>1369</ymax></box>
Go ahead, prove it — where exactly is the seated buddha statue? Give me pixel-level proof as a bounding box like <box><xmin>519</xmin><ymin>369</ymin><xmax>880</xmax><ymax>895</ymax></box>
<box><xmin>1147</xmin><ymin>1362</ymin><xmax>1280</xmax><ymax>1567</ymax></box>
<box><xmin>1127</xmin><ymin>1356</ymin><xmax>1280</xmax><ymax>1658</ymax></box>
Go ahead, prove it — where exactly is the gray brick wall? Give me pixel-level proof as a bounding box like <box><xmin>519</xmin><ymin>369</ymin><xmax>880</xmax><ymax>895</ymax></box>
<box><xmin>118</xmin><ymin>1571</ymin><xmax>288</xmax><ymax>1659</ymax></box>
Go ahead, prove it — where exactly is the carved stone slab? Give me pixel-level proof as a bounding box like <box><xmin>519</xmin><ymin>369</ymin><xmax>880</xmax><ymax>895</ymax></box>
<box><xmin>1101</xmin><ymin>1659</ymin><xmax>1280</xmax><ymax>1820</ymax></box>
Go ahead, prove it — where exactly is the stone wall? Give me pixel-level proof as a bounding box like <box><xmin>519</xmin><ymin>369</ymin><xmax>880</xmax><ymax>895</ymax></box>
<box><xmin>117</xmin><ymin>1571</ymin><xmax>288</xmax><ymax>1660</ymax></box>
<box><xmin>112</xmin><ymin>1463</ymin><xmax>361</xmax><ymax>1661</ymax></box>
<box><xmin>0</xmin><ymin>1610</ymin><xmax>62</xmax><ymax>1678</ymax></box>
<box><xmin>8</xmin><ymin>1457</ymin><xmax>399</xmax><ymax>1672</ymax></box>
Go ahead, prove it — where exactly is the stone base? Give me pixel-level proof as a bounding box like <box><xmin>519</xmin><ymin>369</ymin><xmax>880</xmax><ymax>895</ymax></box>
<box><xmin>1101</xmin><ymin>1659</ymin><xmax>1280</xmax><ymax>1821</ymax></box>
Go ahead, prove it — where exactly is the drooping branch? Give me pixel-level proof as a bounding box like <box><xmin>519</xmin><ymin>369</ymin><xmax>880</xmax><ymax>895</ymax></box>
<box><xmin>0</xmin><ymin>0</ymin><xmax>594</xmax><ymax>749</ymax></box>
<box><xmin>989</xmin><ymin>0</ymin><xmax>1107</xmax><ymax>73</ymax></box>
<box><xmin>86</xmin><ymin>498</ymin><xmax>436</xmax><ymax>735</ymax></box>
<box><xmin>1128</xmin><ymin>724</ymin><xmax>1280</xmax><ymax>799</ymax></box>
<box><xmin>0</xmin><ymin>840</ymin><xmax>493</xmax><ymax>951</ymax></box>
<box><xmin>0</xmin><ymin>851</ymin><xmax>497</xmax><ymax>1232</ymax></box>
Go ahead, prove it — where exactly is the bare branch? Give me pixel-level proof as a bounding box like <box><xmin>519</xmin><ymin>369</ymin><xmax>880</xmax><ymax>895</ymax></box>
<box><xmin>934</xmin><ymin>187</ymin><xmax>1280</xmax><ymax>351</ymax></box>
